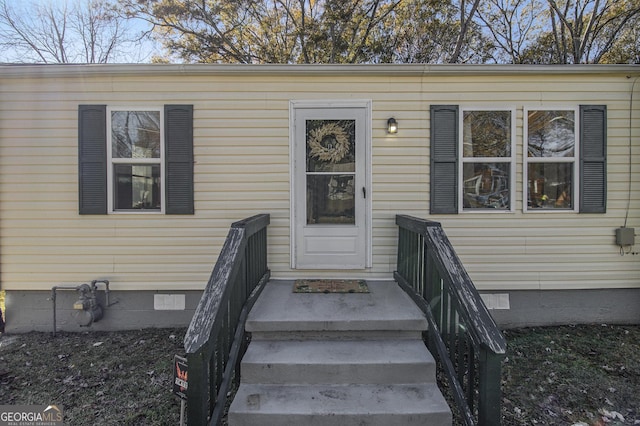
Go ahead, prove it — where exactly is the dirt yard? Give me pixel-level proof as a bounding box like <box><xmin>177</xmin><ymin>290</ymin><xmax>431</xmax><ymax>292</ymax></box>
<box><xmin>1</xmin><ymin>324</ymin><xmax>638</xmax><ymax>425</ymax></box>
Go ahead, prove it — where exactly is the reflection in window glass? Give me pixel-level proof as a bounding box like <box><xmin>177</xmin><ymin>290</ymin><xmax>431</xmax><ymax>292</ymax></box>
<box><xmin>114</xmin><ymin>165</ymin><xmax>161</xmax><ymax>210</ymax></box>
<box><xmin>526</xmin><ymin>109</ymin><xmax>576</xmax><ymax>211</ymax></box>
<box><xmin>527</xmin><ymin>110</ymin><xmax>575</xmax><ymax>157</ymax></box>
<box><xmin>109</xmin><ymin>109</ymin><xmax>162</xmax><ymax>213</ymax></box>
<box><xmin>112</xmin><ymin>111</ymin><xmax>161</xmax><ymax>159</ymax></box>
<box><xmin>306</xmin><ymin>120</ymin><xmax>355</xmax><ymax>173</ymax></box>
<box><xmin>307</xmin><ymin>175</ymin><xmax>355</xmax><ymax>224</ymax></box>
<box><xmin>461</xmin><ymin>110</ymin><xmax>513</xmax><ymax>210</ymax></box>
<box><xmin>463</xmin><ymin>163</ymin><xmax>510</xmax><ymax>209</ymax></box>
<box><xmin>463</xmin><ymin>110</ymin><xmax>511</xmax><ymax>157</ymax></box>
<box><xmin>527</xmin><ymin>163</ymin><xmax>573</xmax><ymax>209</ymax></box>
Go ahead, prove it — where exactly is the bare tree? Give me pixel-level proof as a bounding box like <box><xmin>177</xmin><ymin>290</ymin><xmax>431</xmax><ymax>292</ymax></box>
<box><xmin>0</xmin><ymin>0</ymin><xmax>148</xmax><ymax>63</ymax></box>
<box><xmin>375</xmin><ymin>0</ymin><xmax>490</xmax><ymax>64</ymax></box>
<box><xmin>121</xmin><ymin>0</ymin><xmax>405</xmax><ymax>64</ymax></box>
<box><xmin>476</xmin><ymin>0</ymin><xmax>545</xmax><ymax>63</ymax></box>
<box><xmin>546</xmin><ymin>0</ymin><xmax>640</xmax><ymax>63</ymax></box>
<box><xmin>449</xmin><ymin>0</ymin><xmax>482</xmax><ymax>63</ymax></box>
<box><xmin>599</xmin><ymin>13</ymin><xmax>640</xmax><ymax>63</ymax></box>
<box><xmin>475</xmin><ymin>0</ymin><xmax>640</xmax><ymax>63</ymax></box>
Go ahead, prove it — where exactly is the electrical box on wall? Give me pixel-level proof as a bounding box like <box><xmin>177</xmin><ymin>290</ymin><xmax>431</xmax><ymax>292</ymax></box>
<box><xmin>615</xmin><ymin>227</ymin><xmax>635</xmax><ymax>246</ymax></box>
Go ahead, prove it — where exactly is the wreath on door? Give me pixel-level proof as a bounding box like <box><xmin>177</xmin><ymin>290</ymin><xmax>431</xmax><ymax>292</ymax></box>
<box><xmin>308</xmin><ymin>122</ymin><xmax>350</xmax><ymax>163</ymax></box>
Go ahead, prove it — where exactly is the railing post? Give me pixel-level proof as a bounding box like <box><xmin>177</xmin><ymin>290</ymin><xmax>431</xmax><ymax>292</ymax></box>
<box><xmin>395</xmin><ymin>214</ymin><xmax>506</xmax><ymax>426</ymax></box>
<box><xmin>184</xmin><ymin>214</ymin><xmax>270</xmax><ymax>426</ymax></box>
<box><xmin>186</xmin><ymin>349</ymin><xmax>209</xmax><ymax>425</ymax></box>
<box><xmin>477</xmin><ymin>347</ymin><xmax>504</xmax><ymax>426</ymax></box>
<box><xmin>396</xmin><ymin>227</ymin><xmax>406</xmax><ymax>280</ymax></box>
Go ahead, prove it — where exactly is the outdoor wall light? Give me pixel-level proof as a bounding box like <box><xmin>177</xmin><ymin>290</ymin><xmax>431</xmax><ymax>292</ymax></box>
<box><xmin>387</xmin><ymin>117</ymin><xmax>398</xmax><ymax>134</ymax></box>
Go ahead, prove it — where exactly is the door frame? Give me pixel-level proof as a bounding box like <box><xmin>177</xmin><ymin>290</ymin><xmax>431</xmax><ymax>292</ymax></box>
<box><xmin>289</xmin><ymin>100</ymin><xmax>373</xmax><ymax>269</ymax></box>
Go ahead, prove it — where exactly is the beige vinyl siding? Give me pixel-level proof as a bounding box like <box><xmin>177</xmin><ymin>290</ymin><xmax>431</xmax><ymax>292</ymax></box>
<box><xmin>1</xmin><ymin>65</ymin><xmax>638</xmax><ymax>292</ymax></box>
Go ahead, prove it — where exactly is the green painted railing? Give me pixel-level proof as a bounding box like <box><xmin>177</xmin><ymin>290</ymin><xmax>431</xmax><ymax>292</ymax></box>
<box><xmin>184</xmin><ymin>214</ymin><xmax>270</xmax><ymax>426</ymax></box>
<box><xmin>395</xmin><ymin>215</ymin><xmax>507</xmax><ymax>426</ymax></box>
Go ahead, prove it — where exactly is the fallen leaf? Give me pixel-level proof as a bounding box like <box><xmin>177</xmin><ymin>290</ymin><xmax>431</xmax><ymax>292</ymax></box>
<box><xmin>599</xmin><ymin>408</ymin><xmax>625</xmax><ymax>422</ymax></box>
<box><xmin>93</xmin><ymin>342</ymin><xmax>103</xmax><ymax>347</ymax></box>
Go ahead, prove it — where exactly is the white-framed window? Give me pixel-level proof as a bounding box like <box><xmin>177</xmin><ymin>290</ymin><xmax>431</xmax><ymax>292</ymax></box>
<box><xmin>107</xmin><ymin>107</ymin><xmax>164</xmax><ymax>213</ymax></box>
<box><xmin>459</xmin><ymin>108</ymin><xmax>516</xmax><ymax>212</ymax></box>
<box><xmin>524</xmin><ymin>107</ymin><xmax>578</xmax><ymax>212</ymax></box>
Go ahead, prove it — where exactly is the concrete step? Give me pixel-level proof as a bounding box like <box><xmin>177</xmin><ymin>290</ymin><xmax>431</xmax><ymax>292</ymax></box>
<box><xmin>245</xmin><ymin>280</ymin><xmax>428</xmax><ymax>340</ymax></box>
<box><xmin>229</xmin><ymin>383</ymin><xmax>452</xmax><ymax>426</ymax></box>
<box><xmin>228</xmin><ymin>280</ymin><xmax>452</xmax><ymax>426</ymax></box>
<box><xmin>241</xmin><ymin>339</ymin><xmax>437</xmax><ymax>385</ymax></box>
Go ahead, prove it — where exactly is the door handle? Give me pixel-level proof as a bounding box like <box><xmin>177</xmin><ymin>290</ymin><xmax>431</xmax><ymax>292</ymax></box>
<box><xmin>362</xmin><ymin>187</ymin><xmax>366</xmax><ymax>199</ymax></box>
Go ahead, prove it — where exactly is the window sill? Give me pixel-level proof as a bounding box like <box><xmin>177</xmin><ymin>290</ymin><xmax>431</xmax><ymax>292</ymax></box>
<box><xmin>461</xmin><ymin>209</ymin><xmax>514</xmax><ymax>214</ymax></box>
<box><xmin>524</xmin><ymin>208</ymin><xmax>578</xmax><ymax>213</ymax></box>
<box><xmin>109</xmin><ymin>210</ymin><xmax>164</xmax><ymax>215</ymax></box>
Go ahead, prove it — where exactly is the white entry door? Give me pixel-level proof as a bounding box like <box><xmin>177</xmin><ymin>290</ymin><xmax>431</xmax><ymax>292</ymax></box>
<box><xmin>291</xmin><ymin>101</ymin><xmax>371</xmax><ymax>269</ymax></box>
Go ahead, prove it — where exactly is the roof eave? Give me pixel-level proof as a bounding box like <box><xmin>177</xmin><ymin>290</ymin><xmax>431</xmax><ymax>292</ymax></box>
<box><xmin>1</xmin><ymin>63</ymin><xmax>639</xmax><ymax>79</ymax></box>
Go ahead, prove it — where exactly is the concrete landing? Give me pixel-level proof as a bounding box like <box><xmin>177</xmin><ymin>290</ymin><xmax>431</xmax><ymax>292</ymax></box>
<box><xmin>246</xmin><ymin>280</ymin><xmax>428</xmax><ymax>336</ymax></box>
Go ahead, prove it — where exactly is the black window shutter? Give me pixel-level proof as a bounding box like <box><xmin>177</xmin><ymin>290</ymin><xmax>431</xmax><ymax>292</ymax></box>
<box><xmin>165</xmin><ymin>105</ymin><xmax>194</xmax><ymax>214</ymax></box>
<box><xmin>430</xmin><ymin>105</ymin><xmax>459</xmax><ymax>214</ymax></box>
<box><xmin>78</xmin><ymin>105</ymin><xmax>107</xmax><ymax>214</ymax></box>
<box><xmin>579</xmin><ymin>105</ymin><xmax>607</xmax><ymax>213</ymax></box>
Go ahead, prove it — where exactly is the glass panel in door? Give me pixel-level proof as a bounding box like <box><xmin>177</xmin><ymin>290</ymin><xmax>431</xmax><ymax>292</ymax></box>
<box><xmin>305</xmin><ymin>119</ymin><xmax>356</xmax><ymax>225</ymax></box>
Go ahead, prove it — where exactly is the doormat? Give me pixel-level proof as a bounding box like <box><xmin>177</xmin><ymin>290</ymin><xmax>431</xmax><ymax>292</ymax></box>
<box><xmin>293</xmin><ymin>279</ymin><xmax>369</xmax><ymax>294</ymax></box>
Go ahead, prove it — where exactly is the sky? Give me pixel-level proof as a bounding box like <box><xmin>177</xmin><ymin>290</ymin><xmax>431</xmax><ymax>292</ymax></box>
<box><xmin>0</xmin><ymin>0</ymin><xmax>163</xmax><ymax>63</ymax></box>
